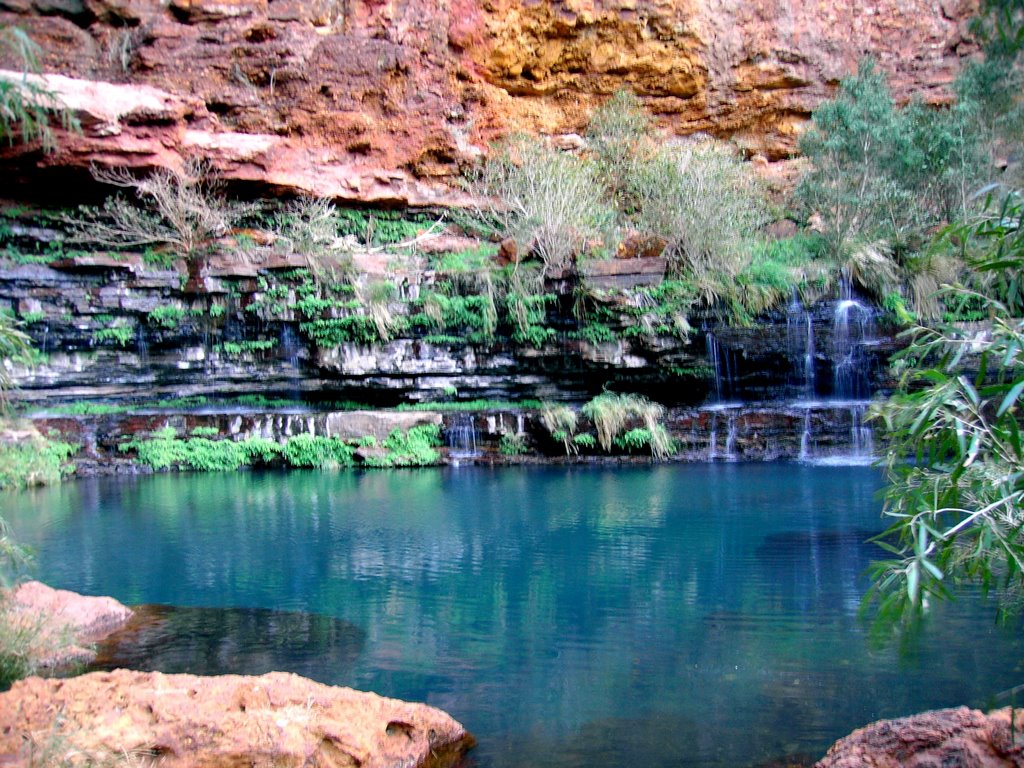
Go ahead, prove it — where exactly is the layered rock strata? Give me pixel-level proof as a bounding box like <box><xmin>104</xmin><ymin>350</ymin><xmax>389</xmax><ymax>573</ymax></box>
<box><xmin>0</xmin><ymin>0</ymin><xmax>977</xmax><ymax>200</ymax></box>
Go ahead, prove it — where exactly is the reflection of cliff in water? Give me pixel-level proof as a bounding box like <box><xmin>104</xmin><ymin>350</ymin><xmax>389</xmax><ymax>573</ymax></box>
<box><xmin>90</xmin><ymin>605</ymin><xmax>366</xmax><ymax>679</ymax></box>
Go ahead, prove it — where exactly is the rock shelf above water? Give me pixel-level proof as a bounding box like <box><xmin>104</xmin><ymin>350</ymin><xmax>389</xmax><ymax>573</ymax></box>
<box><xmin>0</xmin><ymin>669</ymin><xmax>475</xmax><ymax>768</ymax></box>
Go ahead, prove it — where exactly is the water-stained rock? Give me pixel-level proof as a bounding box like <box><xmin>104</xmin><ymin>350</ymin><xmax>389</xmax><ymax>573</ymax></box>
<box><xmin>0</xmin><ymin>669</ymin><xmax>475</xmax><ymax>768</ymax></box>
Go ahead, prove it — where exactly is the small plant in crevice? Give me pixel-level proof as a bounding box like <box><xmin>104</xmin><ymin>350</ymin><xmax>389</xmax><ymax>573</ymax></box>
<box><xmin>499</xmin><ymin>432</ymin><xmax>529</xmax><ymax>456</ymax></box>
<box><xmin>147</xmin><ymin>304</ymin><xmax>187</xmax><ymax>329</ymax></box>
<box><xmin>92</xmin><ymin>325</ymin><xmax>134</xmax><ymax>347</ymax></box>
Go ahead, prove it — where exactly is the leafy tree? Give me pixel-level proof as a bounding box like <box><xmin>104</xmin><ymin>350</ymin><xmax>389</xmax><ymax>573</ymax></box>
<box><xmin>869</xmin><ymin>190</ymin><xmax>1024</xmax><ymax>620</ymax></box>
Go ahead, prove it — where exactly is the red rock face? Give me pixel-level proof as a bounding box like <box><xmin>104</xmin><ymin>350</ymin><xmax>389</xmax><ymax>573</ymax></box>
<box><xmin>0</xmin><ymin>0</ymin><xmax>976</xmax><ymax>202</ymax></box>
<box><xmin>0</xmin><ymin>669</ymin><xmax>474</xmax><ymax>767</ymax></box>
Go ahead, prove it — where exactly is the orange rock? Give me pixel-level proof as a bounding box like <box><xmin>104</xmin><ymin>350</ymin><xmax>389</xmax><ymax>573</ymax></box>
<box><xmin>0</xmin><ymin>669</ymin><xmax>474</xmax><ymax>768</ymax></box>
<box><xmin>816</xmin><ymin>706</ymin><xmax>1024</xmax><ymax>767</ymax></box>
<box><xmin>5</xmin><ymin>580</ymin><xmax>133</xmax><ymax>667</ymax></box>
<box><xmin>0</xmin><ymin>0</ymin><xmax>977</xmax><ymax>199</ymax></box>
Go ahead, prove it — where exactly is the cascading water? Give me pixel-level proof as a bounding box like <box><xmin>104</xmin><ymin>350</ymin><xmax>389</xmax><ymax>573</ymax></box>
<box><xmin>723</xmin><ymin>411</ymin><xmax>738</xmax><ymax>461</ymax></box>
<box><xmin>445</xmin><ymin>413</ymin><xmax>481</xmax><ymax>461</ymax></box>
<box><xmin>832</xmin><ymin>278</ymin><xmax>876</xmax><ymax>401</ymax></box>
<box><xmin>136</xmin><ymin>328</ymin><xmax>149</xmax><ymax>365</ymax></box>
<box><xmin>849</xmin><ymin>403</ymin><xmax>874</xmax><ymax>460</ymax></box>
<box><xmin>708</xmin><ymin>411</ymin><xmax>719</xmax><ymax>460</ymax></box>
<box><xmin>792</xmin><ymin>279</ymin><xmax>879</xmax><ymax>464</ymax></box>
<box><xmin>280</xmin><ymin>324</ymin><xmax>300</xmax><ymax>369</ymax></box>
<box><xmin>705</xmin><ymin>331</ymin><xmax>738</xmax><ymax>403</ymax></box>
<box><xmin>786</xmin><ymin>291</ymin><xmax>815</xmax><ymax>398</ymax></box>
<box><xmin>799</xmin><ymin>410</ymin><xmax>812</xmax><ymax>462</ymax></box>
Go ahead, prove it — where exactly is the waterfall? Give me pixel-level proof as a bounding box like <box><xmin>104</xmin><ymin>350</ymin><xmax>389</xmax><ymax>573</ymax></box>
<box><xmin>832</xmin><ymin>278</ymin><xmax>876</xmax><ymax>400</ymax></box>
<box><xmin>723</xmin><ymin>411</ymin><xmax>738</xmax><ymax>461</ymax></box>
<box><xmin>706</xmin><ymin>331</ymin><xmax>739</xmax><ymax>403</ymax></box>
<box><xmin>706</xmin><ymin>406</ymin><xmax>739</xmax><ymax>461</ymax></box>
<box><xmin>708</xmin><ymin>412</ymin><xmax>719</xmax><ymax>460</ymax></box>
<box><xmin>786</xmin><ymin>291</ymin><xmax>815</xmax><ymax>398</ymax></box>
<box><xmin>445</xmin><ymin>413</ymin><xmax>481</xmax><ymax>459</ymax></box>
<box><xmin>849</xmin><ymin>403</ymin><xmax>874</xmax><ymax>459</ymax></box>
<box><xmin>799</xmin><ymin>410</ymin><xmax>812</xmax><ymax>461</ymax></box>
<box><xmin>280</xmin><ymin>324</ymin><xmax>300</xmax><ymax>369</ymax></box>
<box><xmin>136</xmin><ymin>327</ymin><xmax>149</xmax><ymax>365</ymax></box>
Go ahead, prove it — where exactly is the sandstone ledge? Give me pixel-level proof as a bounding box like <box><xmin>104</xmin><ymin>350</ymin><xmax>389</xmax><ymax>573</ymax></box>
<box><xmin>816</xmin><ymin>706</ymin><xmax>1024</xmax><ymax>768</ymax></box>
<box><xmin>6</xmin><ymin>580</ymin><xmax>133</xmax><ymax>667</ymax></box>
<box><xmin>0</xmin><ymin>669</ymin><xmax>474</xmax><ymax>768</ymax></box>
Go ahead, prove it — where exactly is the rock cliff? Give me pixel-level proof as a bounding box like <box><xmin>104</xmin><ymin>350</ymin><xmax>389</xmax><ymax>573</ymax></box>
<box><xmin>0</xmin><ymin>0</ymin><xmax>977</xmax><ymax>202</ymax></box>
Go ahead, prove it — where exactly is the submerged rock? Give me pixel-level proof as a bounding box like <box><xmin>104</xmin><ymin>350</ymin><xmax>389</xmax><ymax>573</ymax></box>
<box><xmin>5</xmin><ymin>580</ymin><xmax>133</xmax><ymax>666</ymax></box>
<box><xmin>0</xmin><ymin>669</ymin><xmax>475</xmax><ymax>767</ymax></box>
<box><xmin>816</xmin><ymin>706</ymin><xmax>1024</xmax><ymax>768</ymax></box>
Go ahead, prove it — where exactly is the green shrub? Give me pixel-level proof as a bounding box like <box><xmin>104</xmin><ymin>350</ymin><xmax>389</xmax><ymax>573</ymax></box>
<box><xmin>280</xmin><ymin>434</ymin><xmax>355</xmax><ymax>468</ymax></box>
<box><xmin>587</xmin><ymin>89</ymin><xmax>655</xmax><ymax>215</ymax></box>
<box><xmin>613</xmin><ymin>427</ymin><xmax>651</xmax><ymax>452</ymax></box>
<box><xmin>190</xmin><ymin>426</ymin><xmax>219</xmax><ymax>437</ymax></box>
<box><xmin>630</xmin><ymin>139</ymin><xmax>768</xmax><ymax>290</ymax></box>
<box><xmin>0</xmin><ymin>436</ymin><xmax>76</xmax><ymax>491</ymax></box>
<box><xmin>0</xmin><ymin>315</ymin><xmax>29</xmax><ymax>408</ymax></box>
<box><xmin>581</xmin><ymin>392</ymin><xmax>673</xmax><ymax>459</ymax></box>
<box><xmin>499</xmin><ymin>433</ymin><xmax>528</xmax><ymax>456</ymax></box>
<box><xmin>472</xmin><ymin>134</ymin><xmax>612</xmax><ymax>276</ymax></box>
<box><xmin>364</xmin><ymin>425</ymin><xmax>442</xmax><ymax>467</ymax></box>
<box><xmin>397</xmin><ymin>399</ymin><xmax>543</xmax><ymax>412</ymax></box>
<box><xmin>573</xmin><ymin>433</ymin><xmax>596</xmax><ymax>449</ymax></box>
<box><xmin>217</xmin><ymin>339</ymin><xmax>278</xmax><ymax>356</ymax></box>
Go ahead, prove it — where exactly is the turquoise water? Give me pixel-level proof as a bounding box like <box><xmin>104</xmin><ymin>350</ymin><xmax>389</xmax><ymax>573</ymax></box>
<box><xmin>4</xmin><ymin>464</ymin><xmax>1023</xmax><ymax>767</ymax></box>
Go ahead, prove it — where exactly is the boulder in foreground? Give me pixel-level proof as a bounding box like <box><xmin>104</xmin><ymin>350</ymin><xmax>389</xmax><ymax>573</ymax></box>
<box><xmin>816</xmin><ymin>706</ymin><xmax>1024</xmax><ymax>768</ymax></box>
<box><xmin>5</xmin><ymin>580</ymin><xmax>133</xmax><ymax>666</ymax></box>
<box><xmin>0</xmin><ymin>669</ymin><xmax>474</xmax><ymax>768</ymax></box>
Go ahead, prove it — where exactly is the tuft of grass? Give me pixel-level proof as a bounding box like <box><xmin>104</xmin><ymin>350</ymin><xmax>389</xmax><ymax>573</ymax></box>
<box><xmin>581</xmin><ymin>392</ymin><xmax>674</xmax><ymax>459</ymax></box>
<box><xmin>539</xmin><ymin>402</ymin><xmax>578</xmax><ymax>455</ymax></box>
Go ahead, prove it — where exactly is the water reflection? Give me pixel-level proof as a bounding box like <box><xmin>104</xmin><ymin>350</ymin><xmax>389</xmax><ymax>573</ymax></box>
<box><xmin>4</xmin><ymin>465</ymin><xmax>1023</xmax><ymax>768</ymax></box>
<box><xmin>91</xmin><ymin>605</ymin><xmax>365</xmax><ymax>678</ymax></box>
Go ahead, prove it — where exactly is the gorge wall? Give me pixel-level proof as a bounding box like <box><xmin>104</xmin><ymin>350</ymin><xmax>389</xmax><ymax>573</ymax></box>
<box><xmin>0</xmin><ymin>0</ymin><xmax>978</xmax><ymax>202</ymax></box>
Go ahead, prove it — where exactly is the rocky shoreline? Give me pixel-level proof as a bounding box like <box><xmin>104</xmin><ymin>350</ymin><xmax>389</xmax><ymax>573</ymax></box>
<box><xmin>3</xmin><ymin>583</ymin><xmax>1018</xmax><ymax>768</ymax></box>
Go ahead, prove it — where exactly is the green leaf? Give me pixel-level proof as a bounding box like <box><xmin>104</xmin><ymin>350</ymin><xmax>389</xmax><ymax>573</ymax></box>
<box><xmin>996</xmin><ymin>378</ymin><xmax>1024</xmax><ymax>417</ymax></box>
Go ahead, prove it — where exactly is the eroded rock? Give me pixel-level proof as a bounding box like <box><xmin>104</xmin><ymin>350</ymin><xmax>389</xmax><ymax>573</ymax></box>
<box><xmin>0</xmin><ymin>669</ymin><xmax>474</xmax><ymax>768</ymax></box>
<box><xmin>816</xmin><ymin>706</ymin><xmax>1024</xmax><ymax>768</ymax></box>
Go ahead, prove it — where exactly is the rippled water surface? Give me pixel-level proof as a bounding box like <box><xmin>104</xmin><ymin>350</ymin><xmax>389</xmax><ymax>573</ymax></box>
<box><xmin>5</xmin><ymin>465</ymin><xmax>1023</xmax><ymax>767</ymax></box>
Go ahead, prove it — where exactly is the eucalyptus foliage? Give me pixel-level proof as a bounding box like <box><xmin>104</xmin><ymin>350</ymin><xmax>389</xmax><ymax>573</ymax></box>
<box><xmin>870</xmin><ymin>191</ymin><xmax>1024</xmax><ymax>620</ymax></box>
